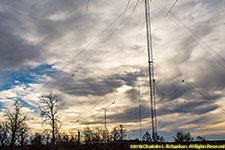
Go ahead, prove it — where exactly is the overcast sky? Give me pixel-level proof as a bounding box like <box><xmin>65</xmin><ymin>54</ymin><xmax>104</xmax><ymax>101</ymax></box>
<box><xmin>0</xmin><ymin>0</ymin><xmax>225</xmax><ymax>141</ymax></box>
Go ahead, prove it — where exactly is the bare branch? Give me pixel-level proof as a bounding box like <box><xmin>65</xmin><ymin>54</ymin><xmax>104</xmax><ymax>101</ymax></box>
<box><xmin>39</xmin><ymin>92</ymin><xmax>61</xmax><ymax>145</ymax></box>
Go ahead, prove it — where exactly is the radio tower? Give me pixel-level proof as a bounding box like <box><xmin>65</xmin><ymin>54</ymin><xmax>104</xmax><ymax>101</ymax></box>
<box><xmin>144</xmin><ymin>0</ymin><xmax>157</xmax><ymax>142</ymax></box>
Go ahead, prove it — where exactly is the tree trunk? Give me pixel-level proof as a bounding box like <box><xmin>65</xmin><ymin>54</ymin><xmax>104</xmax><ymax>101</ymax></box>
<box><xmin>52</xmin><ymin>118</ymin><xmax>55</xmax><ymax>145</ymax></box>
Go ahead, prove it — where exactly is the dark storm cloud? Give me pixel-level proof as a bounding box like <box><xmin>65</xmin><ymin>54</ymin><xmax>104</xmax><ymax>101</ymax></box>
<box><xmin>186</xmin><ymin>114</ymin><xmax>224</xmax><ymax>127</ymax></box>
<box><xmin>155</xmin><ymin>80</ymin><xmax>187</xmax><ymax>101</ymax></box>
<box><xmin>109</xmin><ymin>104</ymin><xmax>151</xmax><ymax>123</ymax></box>
<box><xmin>61</xmin><ymin>76</ymin><xmax>123</xmax><ymax>96</ymax></box>
<box><xmin>53</xmin><ymin>70</ymin><xmax>143</xmax><ymax>96</ymax></box>
<box><xmin>34</xmin><ymin>2</ymin><xmax>99</xmax><ymax>45</ymax></box>
<box><xmin>192</xmin><ymin>59</ymin><xmax>225</xmax><ymax>90</ymax></box>
<box><xmin>155</xmin><ymin>79</ymin><xmax>223</xmax><ymax>116</ymax></box>
<box><xmin>174</xmin><ymin>21</ymin><xmax>213</xmax><ymax>64</ymax></box>
<box><xmin>105</xmin><ymin>99</ymin><xmax>214</xmax><ymax>124</ymax></box>
<box><xmin>125</xmin><ymin>88</ymin><xmax>138</xmax><ymax>103</ymax></box>
<box><xmin>0</xmin><ymin>11</ymin><xmax>42</xmax><ymax>70</ymax></box>
<box><xmin>82</xmin><ymin>119</ymin><xmax>104</xmax><ymax>126</ymax></box>
<box><xmin>82</xmin><ymin>100</ymin><xmax>215</xmax><ymax>125</ymax></box>
<box><xmin>100</xmin><ymin>76</ymin><xmax>221</xmax><ymax>124</ymax></box>
<box><xmin>155</xmin><ymin>51</ymin><xmax>225</xmax><ymax>112</ymax></box>
<box><xmin>88</xmin><ymin>64</ymin><xmax>224</xmax><ymax>124</ymax></box>
<box><xmin>164</xmin><ymin>0</ymin><xmax>225</xmax><ymax>68</ymax></box>
<box><xmin>0</xmin><ymin>0</ymin><xmax>102</xmax><ymax>70</ymax></box>
<box><xmin>157</xmin><ymin>100</ymin><xmax>217</xmax><ymax>116</ymax></box>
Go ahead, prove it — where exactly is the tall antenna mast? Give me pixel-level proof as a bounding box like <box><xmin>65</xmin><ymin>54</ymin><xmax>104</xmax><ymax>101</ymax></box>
<box><xmin>144</xmin><ymin>0</ymin><xmax>157</xmax><ymax>142</ymax></box>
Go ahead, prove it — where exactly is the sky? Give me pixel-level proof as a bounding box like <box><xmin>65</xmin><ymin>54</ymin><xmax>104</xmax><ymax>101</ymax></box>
<box><xmin>0</xmin><ymin>0</ymin><xmax>225</xmax><ymax>141</ymax></box>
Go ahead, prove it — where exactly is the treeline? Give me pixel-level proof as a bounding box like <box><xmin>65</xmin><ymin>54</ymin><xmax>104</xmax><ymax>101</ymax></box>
<box><xmin>0</xmin><ymin>93</ymin><xmax>207</xmax><ymax>149</ymax></box>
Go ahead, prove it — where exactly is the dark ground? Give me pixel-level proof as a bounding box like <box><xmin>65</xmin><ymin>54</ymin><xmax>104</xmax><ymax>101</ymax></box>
<box><xmin>1</xmin><ymin>140</ymin><xmax>225</xmax><ymax>150</ymax></box>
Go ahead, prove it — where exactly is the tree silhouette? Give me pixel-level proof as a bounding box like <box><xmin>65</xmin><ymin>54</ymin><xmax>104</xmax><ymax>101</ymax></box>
<box><xmin>110</xmin><ymin>127</ymin><xmax>119</xmax><ymax>141</ymax></box>
<box><xmin>142</xmin><ymin>131</ymin><xmax>152</xmax><ymax>142</ymax></box>
<box><xmin>118</xmin><ymin>125</ymin><xmax>126</xmax><ymax>140</ymax></box>
<box><xmin>196</xmin><ymin>136</ymin><xmax>206</xmax><ymax>142</ymax></box>
<box><xmin>3</xmin><ymin>102</ymin><xmax>29</xmax><ymax>147</ymax></box>
<box><xmin>109</xmin><ymin>124</ymin><xmax>126</xmax><ymax>141</ymax></box>
<box><xmin>39</xmin><ymin>92</ymin><xmax>61</xmax><ymax>145</ymax></box>
<box><xmin>93</xmin><ymin>127</ymin><xmax>103</xmax><ymax>143</ymax></box>
<box><xmin>18</xmin><ymin>125</ymin><xmax>29</xmax><ymax>146</ymax></box>
<box><xmin>0</xmin><ymin>122</ymin><xmax>9</xmax><ymax>146</ymax></box>
<box><xmin>83</xmin><ymin>127</ymin><xmax>94</xmax><ymax>143</ymax></box>
<box><xmin>156</xmin><ymin>135</ymin><xmax>165</xmax><ymax>142</ymax></box>
<box><xmin>31</xmin><ymin>133</ymin><xmax>44</xmax><ymax>145</ymax></box>
<box><xmin>173</xmin><ymin>131</ymin><xmax>194</xmax><ymax>142</ymax></box>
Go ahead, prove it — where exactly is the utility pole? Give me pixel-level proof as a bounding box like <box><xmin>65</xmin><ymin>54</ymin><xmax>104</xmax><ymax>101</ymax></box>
<box><xmin>144</xmin><ymin>0</ymin><xmax>157</xmax><ymax>142</ymax></box>
<box><xmin>102</xmin><ymin>100</ymin><xmax>114</xmax><ymax>149</ymax></box>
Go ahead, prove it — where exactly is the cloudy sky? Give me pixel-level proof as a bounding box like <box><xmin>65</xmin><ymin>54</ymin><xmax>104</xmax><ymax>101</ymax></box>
<box><xmin>0</xmin><ymin>0</ymin><xmax>225</xmax><ymax>141</ymax></box>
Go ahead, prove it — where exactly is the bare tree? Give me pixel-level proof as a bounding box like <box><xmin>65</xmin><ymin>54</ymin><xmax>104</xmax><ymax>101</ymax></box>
<box><xmin>156</xmin><ymin>135</ymin><xmax>165</xmax><ymax>142</ymax></box>
<box><xmin>83</xmin><ymin>127</ymin><xmax>94</xmax><ymax>143</ymax></box>
<box><xmin>173</xmin><ymin>131</ymin><xmax>194</xmax><ymax>142</ymax></box>
<box><xmin>31</xmin><ymin>133</ymin><xmax>44</xmax><ymax>145</ymax></box>
<box><xmin>196</xmin><ymin>136</ymin><xmax>206</xmax><ymax>142</ymax></box>
<box><xmin>0</xmin><ymin>122</ymin><xmax>9</xmax><ymax>146</ymax></box>
<box><xmin>3</xmin><ymin>102</ymin><xmax>29</xmax><ymax>147</ymax></box>
<box><xmin>39</xmin><ymin>92</ymin><xmax>61</xmax><ymax>145</ymax></box>
<box><xmin>118</xmin><ymin>125</ymin><xmax>126</xmax><ymax>140</ymax></box>
<box><xmin>93</xmin><ymin>127</ymin><xmax>104</xmax><ymax>143</ymax></box>
<box><xmin>19</xmin><ymin>125</ymin><xmax>29</xmax><ymax>146</ymax></box>
<box><xmin>109</xmin><ymin>125</ymin><xmax>126</xmax><ymax>142</ymax></box>
<box><xmin>110</xmin><ymin>127</ymin><xmax>119</xmax><ymax>141</ymax></box>
<box><xmin>142</xmin><ymin>131</ymin><xmax>152</xmax><ymax>142</ymax></box>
